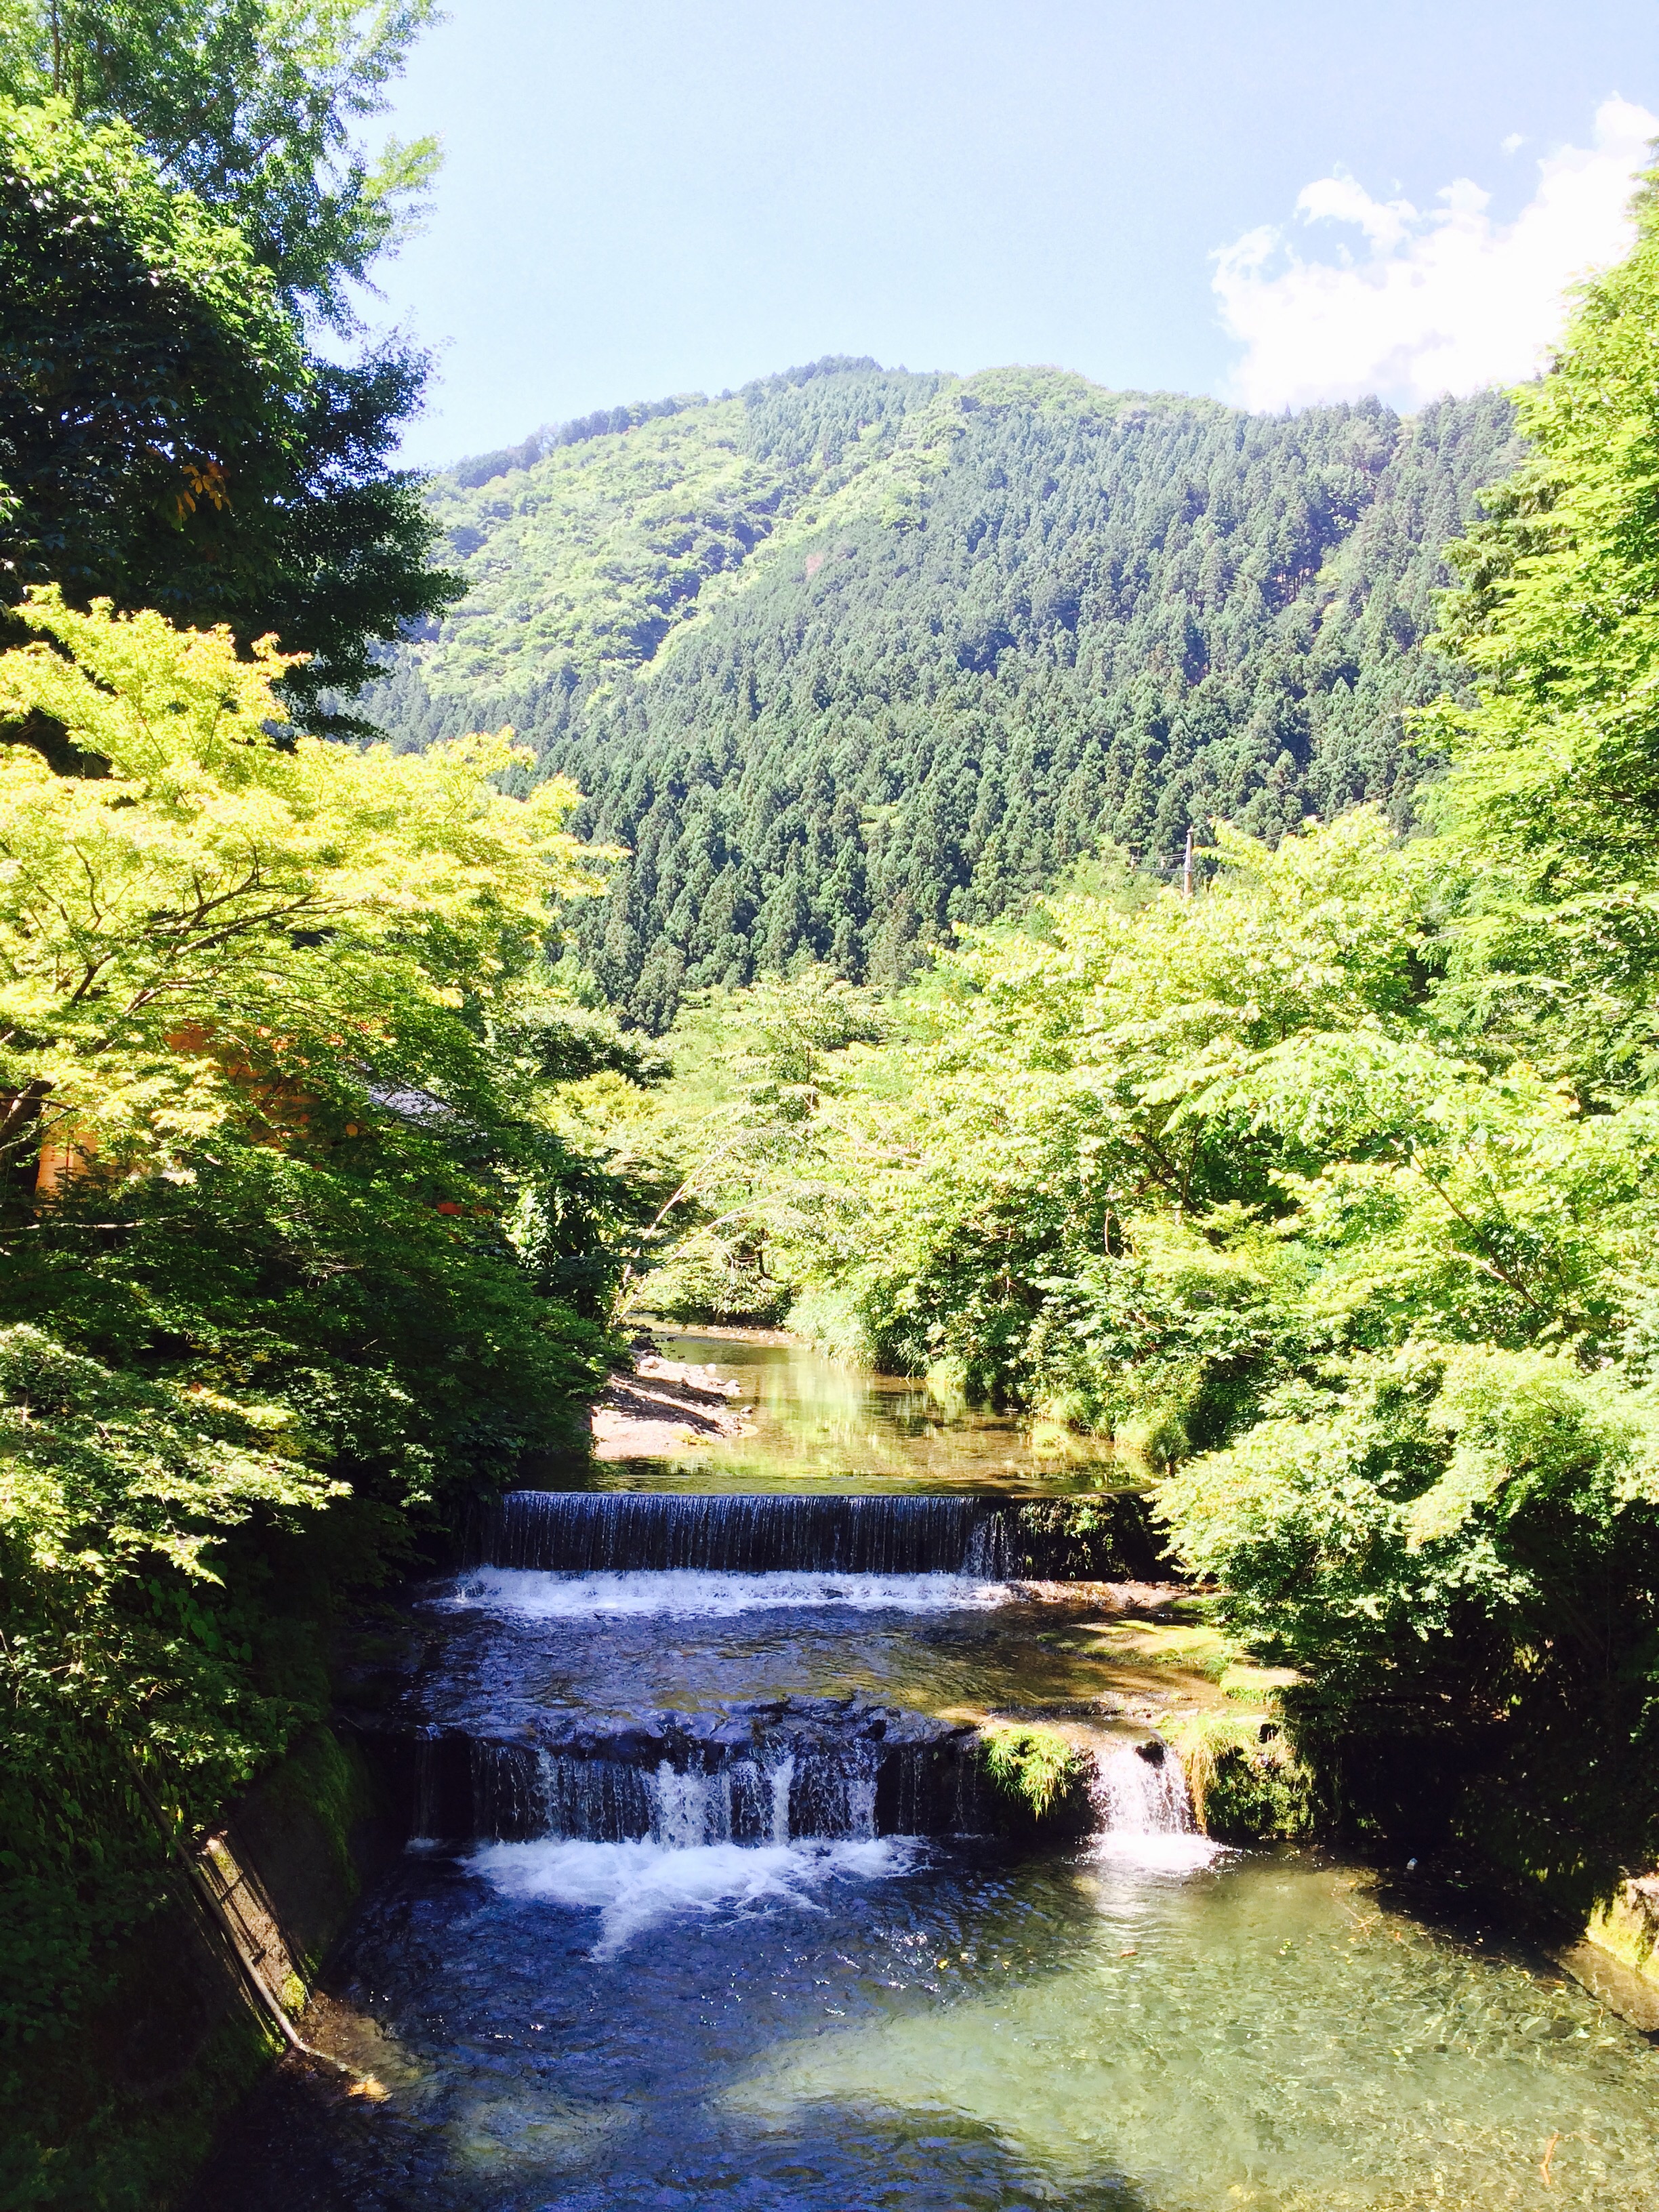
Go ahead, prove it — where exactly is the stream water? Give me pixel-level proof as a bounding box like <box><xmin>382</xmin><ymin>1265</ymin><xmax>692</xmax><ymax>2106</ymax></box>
<box><xmin>594</xmin><ymin>1328</ymin><xmax>1128</xmax><ymax>1493</ymax></box>
<box><xmin>196</xmin><ymin>1343</ymin><xmax>1659</xmax><ymax>2211</ymax></box>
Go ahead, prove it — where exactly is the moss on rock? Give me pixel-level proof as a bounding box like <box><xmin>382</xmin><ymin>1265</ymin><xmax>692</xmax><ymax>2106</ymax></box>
<box><xmin>1167</xmin><ymin>1711</ymin><xmax>1317</xmax><ymax>1843</ymax></box>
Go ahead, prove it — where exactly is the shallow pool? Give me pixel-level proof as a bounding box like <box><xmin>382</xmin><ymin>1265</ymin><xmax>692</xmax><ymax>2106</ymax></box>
<box><xmin>197</xmin><ymin>1826</ymin><xmax>1659</xmax><ymax>2210</ymax></box>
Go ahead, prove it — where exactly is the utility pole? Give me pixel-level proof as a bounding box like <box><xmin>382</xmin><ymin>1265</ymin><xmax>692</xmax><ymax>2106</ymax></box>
<box><xmin>1183</xmin><ymin>824</ymin><xmax>1194</xmax><ymax>900</ymax></box>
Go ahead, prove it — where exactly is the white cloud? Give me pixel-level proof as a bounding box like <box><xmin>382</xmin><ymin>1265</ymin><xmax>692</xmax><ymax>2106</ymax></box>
<box><xmin>1213</xmin><ymin>98</ymin><xmax>1658</xmax><ymax>413</ymax></box>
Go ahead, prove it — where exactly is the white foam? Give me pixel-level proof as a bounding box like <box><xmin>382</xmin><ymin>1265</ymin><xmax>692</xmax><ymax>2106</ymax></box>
<box><xmin>469</xmin><ymin>1835</ymin><xmax>917</xmax><ymax>1955</ymax></box>
<box><xmin>1085</xmin><ymin>1830</ymin><xmax>1225</xmax><ymax>1874</ymax></box>
<box><xmin>450</xmin><ymin>1568</ymin><xmax>1012</xmax><ymax>1620</ymax></box>
<box><xmin>1079</xmin><ymin>1738</ymin><xmax>1227</xmax><ymax>1875</ymax></box>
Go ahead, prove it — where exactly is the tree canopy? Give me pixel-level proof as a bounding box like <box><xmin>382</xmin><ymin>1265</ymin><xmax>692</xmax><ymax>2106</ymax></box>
<box><xmin>0</xmin><ymin>0</ymin><xmax>441</xmax><ymax>321</ymax></box>
<box><xmin>0</xmin><ymin>594</ymin><xmax>659</xmax><ymax>2196</ymax></box>
<box><xmin>1425</xmin><ymin>165</ymin><xmax>1659</xmax><ymax>1090</ymax></box>
<box><xmin>0</xmin><ymin>9</ymin><xmax>457</xmax><ymax>722</ymax></box>
<box><xmin>0</xmin><ymin>584</ymin><xmax>599</xmax><ymax>1168</ymax></box>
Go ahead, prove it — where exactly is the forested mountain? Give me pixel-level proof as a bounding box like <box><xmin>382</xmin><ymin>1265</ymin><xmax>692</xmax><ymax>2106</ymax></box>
<box><xmin>363</xmin><ymin>359</ymin><xmax>1521</xmax><ymax>1027</ymax></box>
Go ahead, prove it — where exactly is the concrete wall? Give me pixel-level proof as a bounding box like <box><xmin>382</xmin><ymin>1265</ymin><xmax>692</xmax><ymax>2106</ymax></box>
<box><xmin>41</xmin><ymin>1727</ymin><xmax>397</xmax><ymax>2211</ymax></box>
<box><xmin>1556</xmin><ymin>1877</ymin><xmax>1659</xmax><ymax>2034</ymax></box>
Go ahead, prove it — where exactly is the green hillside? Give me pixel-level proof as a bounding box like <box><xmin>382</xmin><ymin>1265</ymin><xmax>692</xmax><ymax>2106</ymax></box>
<box><xmin>363</xmin><ymin>359</ymin><xmax>1521</xmax><ymax>1027</ymax></box>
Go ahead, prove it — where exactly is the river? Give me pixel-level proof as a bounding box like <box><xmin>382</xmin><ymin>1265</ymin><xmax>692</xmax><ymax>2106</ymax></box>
<box><xmin>194</xmin><ymin>1336</ymin><xmax>1659</xmax><ymax>2209</ymax></box>
<box><xmin>592</xmin><ymin>1327</ymin><xmax>1130</xmax><ymax>1492</ymax></box>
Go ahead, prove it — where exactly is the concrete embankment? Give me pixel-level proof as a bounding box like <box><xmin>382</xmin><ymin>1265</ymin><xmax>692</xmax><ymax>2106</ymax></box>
<box><xmin>32</xmin><ymin>1727</ymin><xmax>396</xmax><ymax>2211</ymax></box>
<box><xmin>1554</xmin><ymin>1877</ymin><xmax>1659</xmax><ymax>2033</ymax></box>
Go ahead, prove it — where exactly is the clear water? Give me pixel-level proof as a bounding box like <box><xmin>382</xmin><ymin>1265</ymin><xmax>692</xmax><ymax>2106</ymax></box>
<box><xmin>414</xmin><ymin>1573</ymin><xmax>1221</xmax><ymax>1734</ymax></box>
<box><xmin>196</xmin><ymin>1388</ymin><xmax>1659</xmax><ymax>2209</ymax></box>
<box><xmin>595</xmin><ymin>1329</ymin><xmax>1128</xmax><ymax>1494</ymax></box>
<box><xmin>199</xmin><ymin>1830</ymin><xmax>1659</xmax><ymax>2210</ymax></box>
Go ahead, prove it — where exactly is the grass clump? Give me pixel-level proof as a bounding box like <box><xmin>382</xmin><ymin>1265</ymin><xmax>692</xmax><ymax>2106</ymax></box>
<box><xmin>979</xmin><ymin>1722</ymin><xmax>1086</xmax><ymax>1818</ymax></box>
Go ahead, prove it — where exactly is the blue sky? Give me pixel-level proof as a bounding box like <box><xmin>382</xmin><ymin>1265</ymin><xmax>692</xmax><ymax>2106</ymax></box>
<box><xmin>367</xmin><ymin>1</ymin><xmax>1659</xmax><ymax>468</ymax></box>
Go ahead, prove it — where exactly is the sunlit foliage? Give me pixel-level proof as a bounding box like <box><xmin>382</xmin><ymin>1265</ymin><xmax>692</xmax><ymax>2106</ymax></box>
<box><xmin>0</xmin><ymin>598</ymin><xmax>644</xmax><ymax>2184</ymax></box>
<box><xmin>0</xmin><ymin>586</ymin><xmax>600</xmax><ymax>1166</ymax></box>
<box><xmin>633</xmin><ymin>795</ymin><xmax>1659</xmax><ymax>1886</ymax></box>
<box><xmin>364</xmin><ymin>361</ymin><xmax>1519</xmax><ymax>1023</ymax></box>
<box><xmin>614</xmin><ymin>183</ymin><xmax>1659</xmax><ymax>1898</ymax></box>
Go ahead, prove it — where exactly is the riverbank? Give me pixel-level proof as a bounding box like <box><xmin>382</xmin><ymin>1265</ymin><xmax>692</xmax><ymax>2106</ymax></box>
<box><xmin>9</xmin><ymin>1727</ymin><xmax>396</xmax><ymax>2211</ymax></box>
<box><xmin>592</xmin><ymin>1351</ymin><xmax>756</xmax><ymax>1458</ymax></box>
<box><xmin>591</xmin><ymin>1325</ymin><xmax>1131</xmax><ymax>1492</ymax></box>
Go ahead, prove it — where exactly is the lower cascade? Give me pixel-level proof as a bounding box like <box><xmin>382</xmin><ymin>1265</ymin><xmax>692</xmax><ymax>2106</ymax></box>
<box><xmin>1089</xmin><ymin>1733</ymin><xmax>1196</xmax><ymax>1835</ymax></box>
<box><xmin>394</xmin><ymin>1699</ymin><xmax>1206</xmax><ymax>1861</ymax></box>
<box><xmin>1086</xmin><ymin>1732</ymin><xmax>1221</xmax><ymax>1870</ymax></box>
<box><xmin>403</xmin><ymin>1696</ymin><xmax>1001</xmax><ymax>1847</ymax></box>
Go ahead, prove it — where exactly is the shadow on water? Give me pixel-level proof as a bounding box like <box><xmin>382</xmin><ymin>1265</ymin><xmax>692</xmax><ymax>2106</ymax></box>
<box><xmin>191</xmin><ymin>1845</ymin><xmax>1160</xmax><ymax>2212</ymax></box>
<box><xmin>192</xmin><ymin>1820</ymin><xmax>1659</xmax><ymax>2211</ymax></box>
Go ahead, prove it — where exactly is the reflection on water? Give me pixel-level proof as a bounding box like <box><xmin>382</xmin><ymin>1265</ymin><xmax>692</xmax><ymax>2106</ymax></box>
<box><xmin>200</xmin><ymin>1842</ymin><xmax>1659</xmax><ymax>2211</ymax></box>
<box><xmin>595</xmin><ymin>1329</ymin><xmax>1128</xmax><ymax>1495</ymax></box>
<box><xmin>416</xmin><ymin>1579</ymin><xmax>1227</xmax><ymax>1734</ymax></box>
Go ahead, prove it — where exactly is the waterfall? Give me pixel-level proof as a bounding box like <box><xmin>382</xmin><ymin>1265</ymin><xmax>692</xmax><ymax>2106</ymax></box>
<box><xmin>537</xmin><ymin>1753</ymin><xmax>653</xmax><ymax>1842</ymax></box>
<box><xmin>781</xmin><ymin>1742</ymin><xmax>880</xmax><ymax>1841</ymax></box>
<box><xmin>649</xmin><ymin>1761</ymin><xmax>732</xmax><ymax>1847</ymax></box>
<box><xmin>422</xmin><ymin>1716</ymin><xmax>1212</xmax><ymax>1858</ymax></box>
<box><xmin>1090</xmin><ymin>1736</ymin><xmax>1193</xmax><ymax>1833</ymax></box>
<box><xmin>520</xmin><ymin>1745</ymin><xmax>891</xmax><ymax>1847</ymax></box>
<box><xmin>411</xmin><ymin>1734</ymin><xmax>444</xmax><ymax>1847</ymax></box>
<box><xmin>766</xmin><ymin>1756</ymin><xmax>794</xmax><ymax>1846</ymax></box>
<box><xmin>398</xmin><ymin>1715</ymin><xmax>997</xmax><ymax>1848</ymax></box>
<box><xmin>478</xmin><ymin>1491</ymin><xmax>1013</xmax><ymax>1576</ymax></box>
<box><xmin>1086</xmin><ymin>1736</ymin><xmax>1221</xmax><ymax>1870</ymax></box>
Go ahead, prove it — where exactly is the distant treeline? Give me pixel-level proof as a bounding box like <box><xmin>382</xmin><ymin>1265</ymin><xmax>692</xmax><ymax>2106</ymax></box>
<box><xmin>363</xmin><ymin>362</ymin><xmax>1521</xmax><ymax>1027</ymax></box>
<box><xmin>451</xmin><ymin>393</ymin><xmax>698</xmax><ymax>489</ymax></box>
<box><xmin>448</xmin><ymin>354</ymin><xmax>889</xmax><ymax>489</ymax></box>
